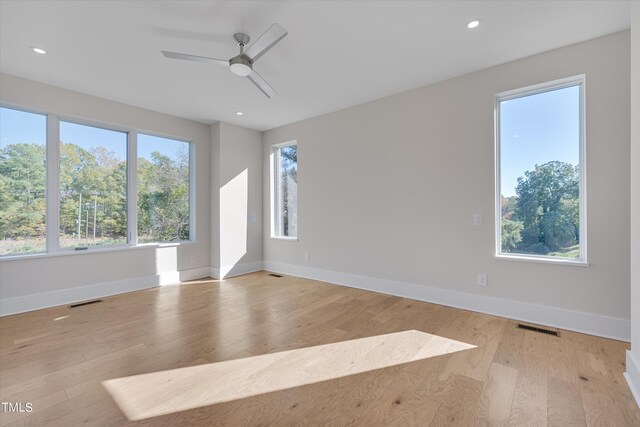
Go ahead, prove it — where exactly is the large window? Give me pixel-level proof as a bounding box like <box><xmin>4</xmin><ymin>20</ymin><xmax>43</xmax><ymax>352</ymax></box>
<box><xmin>0</xmin><ymin>107</ymin><xmax>47</xmax><ymax>255</ymax></box>
<box><xmin>496</xmin><ymin>76</ymin><xmax>586</xmax><ymax>263</ymax></box>
<box><xmin>137</xmin><ymin>134</ymin><xmax>190</xmax><ymax>243</ymax></box>
<box><xmin>271</xmin><ymin>141</ymin><xmax>297</xmax><ymax>239</ymax></box>
<box><xmin>0</xmin><ymin>105</ymin><xmax>194</xmax><ymax>258</ymax></box>
<box><xmin>59</xmin><ymin>121</ymin><xmax>128</xmax><ymax>248</ymax></box>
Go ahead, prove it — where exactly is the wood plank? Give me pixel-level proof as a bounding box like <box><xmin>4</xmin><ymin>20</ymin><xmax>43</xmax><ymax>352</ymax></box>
<box><xmin>474</xmin><ymin>362</ymin><xmax>519</xmax><ymax>426</ymax></box>
<box><xmin>0</xmin><ymin>271</ymin><xmax>637</xmax><ymax>426</ymax></box>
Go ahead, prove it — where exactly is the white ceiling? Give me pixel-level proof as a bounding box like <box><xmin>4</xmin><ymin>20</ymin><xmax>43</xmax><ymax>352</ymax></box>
<box><xmin>0</xmin><ymin>1</ymin><xmax>631</xmax><ymax>131</ymax></box>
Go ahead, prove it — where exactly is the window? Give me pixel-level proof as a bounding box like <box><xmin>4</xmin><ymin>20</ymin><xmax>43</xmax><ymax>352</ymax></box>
<box><xmin>59</xmin><ymin>121</ymin><xmax>128</xmax><ymax>248</ymax></box>
<box><xmin>496</xmin><ymin>76</ymin><xmax>586</xmax><ymax>263</ymax></box>
<box><xmin>0</xmin><ymin>105</ymin><xmax>194</xmax><ymax>258</ymax></box>
<box><xmin>137</xmin><ymin>134</ymin><xmax>191</xmax><ymax>243</ymax></box>
<box><xmin>0</xmin><ymin>107</ymin><xmax>47</xmax><ymax>255</ymax></box>
<box><xmin>271</xmin><ymin>142</ymin><xmax>297</xmax><ymax>238</ymax></box>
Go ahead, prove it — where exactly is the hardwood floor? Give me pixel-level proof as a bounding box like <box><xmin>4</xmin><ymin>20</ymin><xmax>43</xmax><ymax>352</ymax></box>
<box><xmin>0</xmin><ymin>271</ymin><xmax>638</xmax><ymax>426</ymax></box>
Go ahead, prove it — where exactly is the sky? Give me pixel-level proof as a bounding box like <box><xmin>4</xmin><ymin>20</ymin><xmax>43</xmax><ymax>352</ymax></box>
<box><xmin>0</xmin><ymin>107</ymin><xmax>187</xmax><ymax>162</ymax></box>
<box><xmin>499</xmin><ymin>84</ymin><xmax>580</xmax><ymax>197</ymax></box>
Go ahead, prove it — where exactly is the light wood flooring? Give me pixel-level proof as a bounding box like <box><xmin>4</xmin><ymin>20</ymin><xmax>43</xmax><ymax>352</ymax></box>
<box><xmin>0</xmin><ymin>271</ymin><xmax>638</xmax><ymax>426</ymax></box>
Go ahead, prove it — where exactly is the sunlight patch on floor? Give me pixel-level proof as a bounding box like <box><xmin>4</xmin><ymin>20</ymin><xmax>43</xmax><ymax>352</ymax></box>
<box><xmin>103</xmin><ymin>330</ymin><xmax>475</xmax><ymax>420</ymax></box>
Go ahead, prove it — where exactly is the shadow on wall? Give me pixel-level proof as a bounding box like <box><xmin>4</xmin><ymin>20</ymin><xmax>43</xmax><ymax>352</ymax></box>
<box><xmin>219</xmin><ymin>168</ymin><xmax>248</xmax><ymax>278</ymax></box>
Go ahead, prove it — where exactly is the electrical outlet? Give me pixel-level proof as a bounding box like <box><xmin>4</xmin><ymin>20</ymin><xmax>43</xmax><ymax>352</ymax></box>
<box><xmin>304</xmin><ymin>252</ymin><xmax>311</xmax><ymax>262</ymax></box>
<box><xmin>473</xmin><ymin>213</ymin><xmax>483</xmax><ymax>226</ymax></box>
<box><xmin>190</xmin><ymin>255</ymin><xmax>196</xmax><ymax>265</ymax></box>
<box><xmin>477</xmin><ymin>273</ymin><xmax>487</xmax><ymax>287</ymax></box>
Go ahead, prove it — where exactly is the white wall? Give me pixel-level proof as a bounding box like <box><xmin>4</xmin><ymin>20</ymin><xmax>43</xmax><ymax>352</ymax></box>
<box><xmin>0</xmin><ymin>73</ymin><xmax>211</xmax><ymax>314</ymax></box>
<box><xmin>626</xmin><ymin>2</ymin><xmax>640</xmax><ymax>408</ymax></box>
<box><xmin>263</xmin><ymin>31</ymin><xmax>631</xmax><ymax>339</ymax></box>
<box><xmin>210</xmin><ymin>122</ymin><xmax>263</xmax><ymax>278</ymax></box>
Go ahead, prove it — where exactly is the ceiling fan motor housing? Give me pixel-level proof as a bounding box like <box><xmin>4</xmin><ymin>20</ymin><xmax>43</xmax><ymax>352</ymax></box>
<box><xmin>229</xmin><ymin>55</ymin><xmax>253</xmax><ymax>76</ymax></box>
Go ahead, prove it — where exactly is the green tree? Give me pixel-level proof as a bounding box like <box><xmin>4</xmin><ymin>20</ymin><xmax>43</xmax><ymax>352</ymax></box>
<box><xmin>501</xmin><ymin>219</ymin><xmax>523</xmax><ymax>252</ymax></box>
<box><xmin>0</xmin><ymin>143</ymin><xmax>46</xmax><ymax>240</ymax></box>
<box><xmin>137</xmin><ymin>147</ymin><xmax>189</xmax><ymax>242</ymax></box>
<box><xmin>514</xmin><ymin>161</ymin><xmax>579</xmax><ymax>253</ymax></box>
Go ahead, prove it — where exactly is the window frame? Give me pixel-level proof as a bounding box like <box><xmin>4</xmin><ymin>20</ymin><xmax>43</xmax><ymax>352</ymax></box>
<box><xmin>494</xmin><ymin>75</ymin><xmax>588</xmax><ymax>266</ymax></box>
<box><xmin>270</xmin><ymin>140</ymin><xmax>298</xmax><ymax>241</ymax></box>
<box><xmin>56</xmin><ymin>116</ymin><xmax>131</xmax><ymax>252</ymax></box>
<box><xmin>0</xmin><ymin>104</ymin><xmax>49</xmax><ymax>256</ymax></box>
<box><xmin>0</xmin><ymin>103</ymin><xmax>196</xmax><ymax>260</ymax></box>
<box><xmin>135</xmin><ymin>131</ymin><xmax>195</xmax><ymax>245</ymax></box>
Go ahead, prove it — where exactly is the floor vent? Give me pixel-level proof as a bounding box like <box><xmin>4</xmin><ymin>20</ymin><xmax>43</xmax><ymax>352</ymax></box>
<box><xmin>268</xmin><ymin>273</ymin><xmax>284</xmax><ymax>278</ymax></box>
<box><xmin>69</xmin><ymin>299</ymin><xmax>103</xmax><ymax>308</ymax></box>
<box><xmin>517</xmin><ymin>323</ymin><xmax>559</xmax><ymax>336</ymax></box>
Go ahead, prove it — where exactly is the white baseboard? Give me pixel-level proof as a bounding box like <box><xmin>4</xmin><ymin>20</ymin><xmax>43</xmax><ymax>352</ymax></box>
<box><xmin>0</xmin><ymin>267</ymin><xmax>211</xmax><ymax>316</ymax></box>
<box><xmin>263</xmin><ymin>261</ymin><xmax>630</xmax><ymax>342</ymax></box>
<box><xmin>212</xmin><ymin>261</ymin><xmax>264</xmax><ymax>279</ymax></box>
<box><xmin>626</xmin><ymin>351</ymin><xmax>640</xmax><ymax>409</ymax></box>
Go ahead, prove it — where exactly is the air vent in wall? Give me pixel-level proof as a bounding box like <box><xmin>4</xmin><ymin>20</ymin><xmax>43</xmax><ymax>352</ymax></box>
<box><xmin>517</xmin><ymin>323</ymin><xmax>559</xmax><ymax>336</ymax></box>
<box><xmin>69</xmin><ymin>299</ymin><xmax>103</xmax><ymax>308</ymax></box>
<box><xmin>268</xmin><ymin>273</ymin><xmax>283</xmax><ymax>278</ymax></box>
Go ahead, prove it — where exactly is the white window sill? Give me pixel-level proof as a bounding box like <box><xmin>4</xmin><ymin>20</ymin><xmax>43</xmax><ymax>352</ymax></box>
<box><xmin>495</xmin><ymin>253</ymin><xmax>588</xmax><ymax>267</ymax></box>
<box><xmin>0</xmin><ymin>240</ymin><xmax>195</xmax><ymax>262</ymax></box>
<box><xmin>270</xmin><ymin>236</ymin><xmax>298</xmax><ymax>242</ymax></box>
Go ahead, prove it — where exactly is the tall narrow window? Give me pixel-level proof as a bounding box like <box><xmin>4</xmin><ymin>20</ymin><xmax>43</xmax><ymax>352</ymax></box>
<box><xmin>137</xmin><ymin>133</ymin><xmax>191</xmax><ymax>243</ymax></box>
<box><xmin>271</xmin><ymin>142</ymin><xmax>297</xmax><ymax>238</ymax></box>
<box><xmin>59</xmin><ymin>121</ymin><xmax>128</xmax><ymax>248</ymax></box>
<box><xmin>496</xmin><ymin>76</ymin><xmax>585</xmax><ymax>263</ymax></box>
<box><xmin>0</xmin><ymin>107</ymin><xmax>47</xmax><ymax>255</ymax></box>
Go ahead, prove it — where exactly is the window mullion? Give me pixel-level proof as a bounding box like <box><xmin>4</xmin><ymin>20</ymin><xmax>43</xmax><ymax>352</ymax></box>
<box><xmin>127</xmin><ymin>132</ymin><xmax>138</xmax><ymax>246</ymax></box>
<box><xmin>46</xmin><ymin>114</ymin><xmax>60</xmax><ymax>252</ymax></box>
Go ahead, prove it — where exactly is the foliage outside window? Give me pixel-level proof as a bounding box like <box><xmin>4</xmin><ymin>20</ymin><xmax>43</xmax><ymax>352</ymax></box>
<box><xmin>496</xmin><ymin>77</ymin><xmax>585</xmax><ymax>262</ymax></box>
<box><xmin>137</xmin><ymin>134</ymin><xmax>190</xmax><ymax>243</ymax></box>
<box><xmin>0</xmin><ymin>106</ymin><xmax>194</xmax><ymax>258</ymax></box>
<box><xmin>272</xmin><ymin>142</ymin><xmax>297</xmax><ymax>238</ymax></box>
<box><xmin>59</xmin><ymin>121</ymin><xmax>128</xmax><ymax>248</ymax></box>
<box><xmin>0</xmin><ymin>108</ymin><xmax>47</xmax><ymax>255</ymax></box>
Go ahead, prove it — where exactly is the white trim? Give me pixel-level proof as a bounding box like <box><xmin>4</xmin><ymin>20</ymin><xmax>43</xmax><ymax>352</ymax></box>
<box><xmin>127</xmin><ymin>131</ymin><xmax>138</xmax><ymax>246</ymax></box>
<box><xmin>189</xmin><ymin>140</ymin><xmax>196</xmax><ymax>242</ymax></box>
<box><xmin>46</xmin><ymin>113</ymin><xmax>60</xmax><ymax>253</ymax></box>
<box><xmin>270</xmin><ymin>140</ymin><xmax>298</xmax><ymax>239</ymax></box>
<box><xmin>263</xmin><ymin>261</ymin><xmax>630</xmax><ymax>342</ymax></box>
<box><xmin>494</xmin><ymin>74</ymin><xmax>587</xmax><ymax>264</ymax></box>
<box><xmin>215</xmin><ymin>261</ymin><xmax>264</xmax><ymax>280</ymax></box>
<box><xmin>0</xmin><ymin>240</ymin><xmax>196</xmax><ymax>262</ymax></box>
<box><xmin>270</xmin><ymin>236</ymin><xmax>299</xmax><ymax>242</ymax></box>
<box><xmin>0</xmin><ymin>267</ymin><xmax>211</xmax><ymax>317</ymax></box>
<box><xmin>626</xmin><ymin>351</ymin><xmax>640</xmax><ymax>409</ymax></box>
<box><xmin>495</xmin><ymin>253</ymin><xmax>588</xmax><ymax>267</ymax></box>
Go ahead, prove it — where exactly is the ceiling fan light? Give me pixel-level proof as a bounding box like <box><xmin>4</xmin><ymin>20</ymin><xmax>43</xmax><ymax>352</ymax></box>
<box><xmin>230</xmin><ymin>63</ymin><xmax>252</xmax><ymax>76</ymax></box>
<box><xmin>229</xmin><ymin>56</ymin><xmax>253</xmax><ymax>76</ymax></box>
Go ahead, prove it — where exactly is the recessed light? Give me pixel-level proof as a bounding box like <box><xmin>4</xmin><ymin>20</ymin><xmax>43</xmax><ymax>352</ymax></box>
<box><xmin>31</xmin><ymin>47</ymin><xmax>47</xmax><ymax>55</ymax></box>
<box><xmin>236</xmin><ymin>111</ymin><xmax>244</xmax><ymax>116</ymax></box>
<box><xmin>467</xmin><ymin>20</ymin><xmax>481</xmax><ymax>29</ymax></box>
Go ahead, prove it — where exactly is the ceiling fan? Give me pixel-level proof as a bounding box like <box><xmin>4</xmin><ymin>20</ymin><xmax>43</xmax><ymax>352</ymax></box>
<box><xmin>161</xmin><ymin>23</ymin><xmax>288</xmax><ymax>98</ymax></box>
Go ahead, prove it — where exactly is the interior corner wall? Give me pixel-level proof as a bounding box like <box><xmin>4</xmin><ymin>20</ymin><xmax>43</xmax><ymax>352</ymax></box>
<box><xmin>210</xmin><ymin>122</ymin><xmax>221</xmax><ymax>273</ymax></box>
<box><xmin>0</xmin><ymin>73</ymin><xmax>212</xmax><ymax>315</ymax></box>
<box><xmin>262</xmin><ymin>31</ymin><xmax>631</xmax><ymax>340</ymax></box>
<box><xmin>210</xmin><ymin>122</ymin><xmax>263</xmax><ymax>278</ymax></box>
<box><xmin>626</xmin><ymin>3</ymin><xmax>640</xmax><ymax>408</ymax></box>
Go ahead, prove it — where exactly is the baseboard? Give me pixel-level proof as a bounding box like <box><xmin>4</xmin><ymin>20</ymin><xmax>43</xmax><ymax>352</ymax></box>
<box><xmin>263</xmin><ymin>261</ymin><xmax>630</xmax><ymax>342</ymax></box>
<box><xmin>212</xmin><ymin>261</ymin><xmax>264</xmax><ymax>279</ymax></box>
<box><xmin>0</xmin><ymin>267</ymin><xmax>211</xmax><ymax>317</ymax></box>
<box><xmin>626</xmin><ymin>351</ymin><xmax>640</xmax><ymax>409</ymax></box>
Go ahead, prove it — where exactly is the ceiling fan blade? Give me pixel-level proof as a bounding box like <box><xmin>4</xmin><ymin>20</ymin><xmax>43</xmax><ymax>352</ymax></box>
<box><xmin>247</xmin><ymin>70</ymin><xmax>277</xmax><ymax>98</ymax></box>
<box><xmin>161</xmin><ymin>51</ymin><xmax>228</xmax><ymax>65</ymax></box>
<box><xmin>244</xmin><ymin>23</ymin><xmax>288</xmax><ymax>62</ymax></box>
